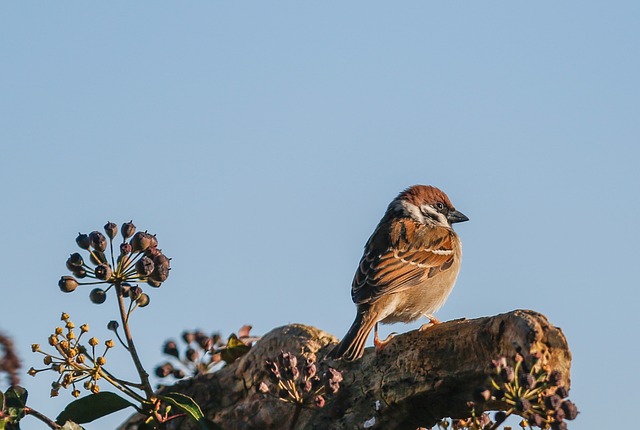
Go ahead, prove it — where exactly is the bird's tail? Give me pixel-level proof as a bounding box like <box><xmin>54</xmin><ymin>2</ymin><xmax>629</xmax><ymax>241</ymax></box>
<box><xmin>326</xmin><ymin>310</ymin><xmax>377</xmax><ymax>361</ymax></box>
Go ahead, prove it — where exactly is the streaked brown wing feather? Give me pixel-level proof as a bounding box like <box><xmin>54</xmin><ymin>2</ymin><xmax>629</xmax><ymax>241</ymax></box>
<box><xmin>352</xmin><ymin>219</ymin><xmax>457</xmax><ymax>305</ymax></box>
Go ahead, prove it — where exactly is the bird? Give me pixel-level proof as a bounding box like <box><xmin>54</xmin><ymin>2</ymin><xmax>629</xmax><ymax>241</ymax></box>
<box><xmin>327</xmin><ymin>185</ymin><xmax>468</xmax><ymax>361</ymax></box>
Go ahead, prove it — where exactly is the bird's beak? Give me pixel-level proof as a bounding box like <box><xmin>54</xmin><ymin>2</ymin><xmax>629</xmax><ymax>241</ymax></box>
<box><xmin>448</xmin><ymin>210</ymin><xmax>469</xmax><ymax>224</ymax></box>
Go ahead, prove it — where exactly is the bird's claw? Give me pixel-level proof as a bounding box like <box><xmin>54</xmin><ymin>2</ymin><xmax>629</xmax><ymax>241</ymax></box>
<box><xmin>419</xmin><ymin>315</ymin><xmax>441</xmax><ymax>331</ymax></box>
<box><xmin>374</xmin><ymin>331</ymin><xmax>398</xmax><ymax>352</ymax></box>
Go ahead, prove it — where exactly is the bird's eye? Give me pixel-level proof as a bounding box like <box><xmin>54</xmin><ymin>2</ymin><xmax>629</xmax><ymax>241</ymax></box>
<box><xmin>435</xmin><ymin>202</ymin><xmax>445</xmax><ymax>210</ymax></box>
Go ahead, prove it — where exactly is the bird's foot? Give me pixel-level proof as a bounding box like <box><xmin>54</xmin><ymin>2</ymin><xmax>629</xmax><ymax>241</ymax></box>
<box><xmin>419</xmin><ymin>314</ymin><xmax>441</xmax><ymax>331</ymax></box>
<box><xmin>374</xmin><ymin>330</ymin><xmax>398</xmax><ymax>352</ymax></box>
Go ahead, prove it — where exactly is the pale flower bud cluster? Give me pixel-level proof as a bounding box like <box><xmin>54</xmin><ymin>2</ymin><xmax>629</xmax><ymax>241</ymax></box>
<box><xmin>28</xmin><ymin>313</ymin><xmax>114</xmax><ymax>398</ymax></box>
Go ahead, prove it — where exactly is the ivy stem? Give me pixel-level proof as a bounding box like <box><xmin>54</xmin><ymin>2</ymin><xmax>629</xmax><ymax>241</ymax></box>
<box><xmin>288</xmin><ymin>403</ymin><xmax>302</xmax><ymax>430</ymax></box>
<box><xmin>114</xmin><ymin>282</ymin><xmax>155</xmax><ymax>399</ymax></box>
<box><xmin>24</xmin><ymin>407</ymin><xmax>61</xmax><ymax>429</ymax></box>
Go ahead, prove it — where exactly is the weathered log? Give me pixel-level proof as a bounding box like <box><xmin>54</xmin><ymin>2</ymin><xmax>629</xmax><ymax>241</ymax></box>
<box><xmin>120</xmin><ymin>309</ymin><xmax>571</xmax><ymax>430</ymax></box>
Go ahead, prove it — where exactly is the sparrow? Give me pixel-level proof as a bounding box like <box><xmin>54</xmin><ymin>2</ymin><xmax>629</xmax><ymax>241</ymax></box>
<box><xmin>327</xmin><ymin>185</ymin><xmax>468</xmax><ymax>361</ymax></box>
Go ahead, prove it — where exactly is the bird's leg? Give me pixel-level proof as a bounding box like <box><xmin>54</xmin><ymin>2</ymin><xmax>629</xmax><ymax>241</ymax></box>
<box><xmin>419</xmin><ymin>314</ymin><xmax>441</xmax><ymax>331</ymax></box>
<box><xmin>373</xmin><ymin>323</ymin><xmax>397</xmax><ymax>352</ymax></box>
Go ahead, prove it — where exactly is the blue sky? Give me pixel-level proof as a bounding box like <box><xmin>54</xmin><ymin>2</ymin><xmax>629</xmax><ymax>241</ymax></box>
<box><xmin>1</xmin><ymin>2</ymin><xmax>638</xmax><ymax>429</ymax></box>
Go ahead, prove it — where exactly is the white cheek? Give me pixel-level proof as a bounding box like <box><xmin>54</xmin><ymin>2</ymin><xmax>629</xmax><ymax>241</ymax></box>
<box><xmin>395</xmin><ymin>200</ymin><xmax>426</xmax><ymax>223</ymax></box>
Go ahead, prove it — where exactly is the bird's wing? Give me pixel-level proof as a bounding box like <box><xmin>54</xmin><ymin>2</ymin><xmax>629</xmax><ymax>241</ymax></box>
<box><xmin>351</xmin><ymin>219</ymin><xmax>458</xmax><ymax>305</ymax></box>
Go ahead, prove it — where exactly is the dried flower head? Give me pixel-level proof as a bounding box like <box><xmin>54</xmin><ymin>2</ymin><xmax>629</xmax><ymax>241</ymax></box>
<box><xmin>58</xmin><ymin>221</ymin><xmax>171</xmax><ymax>305</ymax></box>
<box><xmin>261</xmin><ymin>351</ymin><xmax>342</xmax><ymax>409</ymax></box>
<box><xmin>472</xmin><ymin>355</ymin><xmax>579</xmax><ymax>429</ymax></box>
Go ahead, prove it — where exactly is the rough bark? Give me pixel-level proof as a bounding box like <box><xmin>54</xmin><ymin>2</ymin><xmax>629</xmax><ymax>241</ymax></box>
<box><xmin>120</xmin><ymin>309</ymin><xmax>571</xmax><ymax>430</ymax></box>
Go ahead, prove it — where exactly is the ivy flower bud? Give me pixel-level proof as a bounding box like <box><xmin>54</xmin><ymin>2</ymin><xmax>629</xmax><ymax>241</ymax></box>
<box><xmin>76</xmin><ymin>233</ymin><xmax>91</xmax><ymax>250</ymax></box>
<box><xmin>80</xmin><ymin>324</ymin><xmax>89</xmax><ymax>333</ymax></box>
<box><xmin>130</xmin><ymin>232</ymin><xmax>153</xmax><ymax>252</ymax></box>
<box><xmin>182</xmin><ymin>331</ymin><xmax>196</xmax><ymax>344</ymax></box>
<box><xmin>303</xmin><ymin>361</ymin><xmax>317</xmax><ymax>379</ymax></box>
<box><xmin>544</xmin><ymin>394</ymin><xmax>562</xmax><ymax>411</ymax></box>
<box><xmin>89</xmin><ymin>288</ymin><xmax>107</xmax><ymax>304</ymax></box>
<box><xmin>136</xmin><ymin>256</ymin><xmax>155</xmax><ymax>277</ymax></box>
<box><xmin>519</xmin><ymin>373</ymin><xmax>536</xmax><ymax>390</ymax></box>
<box><xmin>120</xmin><ymin>242</ymin><xmax>132</xmax><ymax>255</ymax></box>
<box><xmin>147</xmin><ymin>279</ymin><xmax>162</xmax><ymax>288</ymax></box>
<box><xmin>67</xmin><ymin>253</ymin><xmax>84</xmax><ymax>267</ymax></box>
<box><xmin>149</xmin><ymin>234</ymin><xmax>158</xmax><ymax>249</ymax></box>
<box><xmin>500</xmin><ymin>366</ymin><xmax>515</xmax><ymax>383</ymax></box>
<box><xmin>561</xmin><ymin>400</ymin><xmax>579</xmax><ymax>420</ymax></box>
<box><xmin>136</xmin><ymin>293</ymin><xmax>150</xmax><ymax>307</ymax></box>
<box><xmin>516</xmin><ymin>397</ymin><xmax>532</xmax><ymax>412</ymax></box>
<box><xmin>555</xmin><ymin>386</ymin><xmax>569</xmax><ymax>399</ymax></box>
<box><xmin>104</xmin><ymin>222</ymin><xmax>118</xmax><ymax>240</ymax></box>
<box><xmin>532</xmin><ymin>414</ymin><xmax>545</xmax><ymax>427</ymax></box>
<box><xmin>494</xmin><ymin>411</ymin><xmax>507</xmax><ymax>424</ymax></box>
<box><xmin>72</xmin><ymin>389</ymin><xmax>81</xmax><ymax>398</ymax></box>
<box><xmin>89</xmin><ymin>231</ymin><xmax>107</xmax><ymax>252</ymax></box>
<box><xmin>129</xmin><ymin>286</ymin><xmax>143</xmax><ymax>300</ymax></box>
<box><xmin>186</xmin><ymin>348</ymin><xmax>199</xmax><ymax>362</ymax></box>
<box><xmin>120</xmin><ymin>283</ymin><xmax>132</xmax><ymax>297</ymax></box>
<box><xmin>121</xmin><ymin>221</ymin><xmax>136</xmax><ymax>239</ymax></box>
<box><xmin>163</xmin><ymin>341</ymin><xmax>180</xmax><ymax>359</ymax></box>
<box><xmin>107</xmin><ymin>320</ymin><xmax>119</xmax><ymax>331</ymax></box>
<box><xmin>548</xmin><ymin>370</ymin><xmax>563</xmax><ymax>386</ymax></box>
<box><xmin>105</xmin><ymin>339</ymin><xmax>115</xmax><ymax>348</ymax></box>
<box><xmin>155</xmin><ymin>363</ymin><xmax>174</xmax><ymax>378</ymax></box>
<box><xmin>96</xmin><ymin>356</ymin><xmax>106</xmax><ymax>366</ymax></box>
<box><xmin>323</xmin><ymin>368</ymin><xmax>343</xmax><ymax>394</ymax></box>
<box><xmin>154</xmin><ymin>253</ymin><xmax>171</xmax><ymax>271</ymax></box>
<box><xmin>31</xmin><ymin>343</ymin><xmax>41</xmax><ymax>352</ymax></box>
<box><xmin>150</xmin><ymin>263</ymin><xmax>169</xmax><ymax>283</ymax></box>
<box><xmin>301</xmin><ymin>380</ymin><xmax>313</xmax><ymax>392</ymax></box>
<box><xmin>94</xmin><ymin>264</ymin><xmax>112</xmax><ymax>280</ymax></box>
<box><xmin>58</xmin><ymin>276</ymin><xmax>78</xmax><ymax>293</ymax></box>
<box><xmin>28</xmin><ymin>367</ymin><xmax>37</xmax><ymax>376</ymax></box>
<box><xmin>88</xmin><ymin>337</ymin><xmax>99</xmax><ymax>346</ymax></box>
<box><xmin>278</xmin><ymin>351</ymin><xmax>297</xmax><ymax>370</ymax></box>
<box><xmin>73</xmin><ymin>267</ymin><xmax>87</xmax><ymax>279</ymax></box>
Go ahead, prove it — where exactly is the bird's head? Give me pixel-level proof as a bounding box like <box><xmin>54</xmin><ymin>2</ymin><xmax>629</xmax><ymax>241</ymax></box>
<box><xmin>391</xmin><ymin>185</ymin><xmax>469</xmax><ymax>228</ymax></box>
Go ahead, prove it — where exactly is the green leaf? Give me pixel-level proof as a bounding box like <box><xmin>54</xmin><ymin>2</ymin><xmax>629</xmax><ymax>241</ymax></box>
<box><xmin>55</xmin><ymin>392</ymin><xmax>134</xmax><ymax>425</ymax></box>
<box><xmin>4</xmin><ymin>386</ymin><xmax>28</xmax><ymax>425</ymax></box>
<box><xmin>4</xmin><ymin>386</ymin><xmax>28</xmax><ymax>409</ymax></box>
<box><xmin>220</xmin><ymin>334</ymin><xmax>251</xmax><ymax>364</ymax></box>
<box><xmin>158</xmin><ymin>393</ymin><xmax>223</xmax><ymax>430</ymax></box>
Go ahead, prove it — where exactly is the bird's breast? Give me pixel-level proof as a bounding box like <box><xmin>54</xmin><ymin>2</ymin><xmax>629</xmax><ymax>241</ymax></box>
<box><xmin>376</xmin><ymin>251</ymin><xmax>461</xmax><ymax>324</ymax></box>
